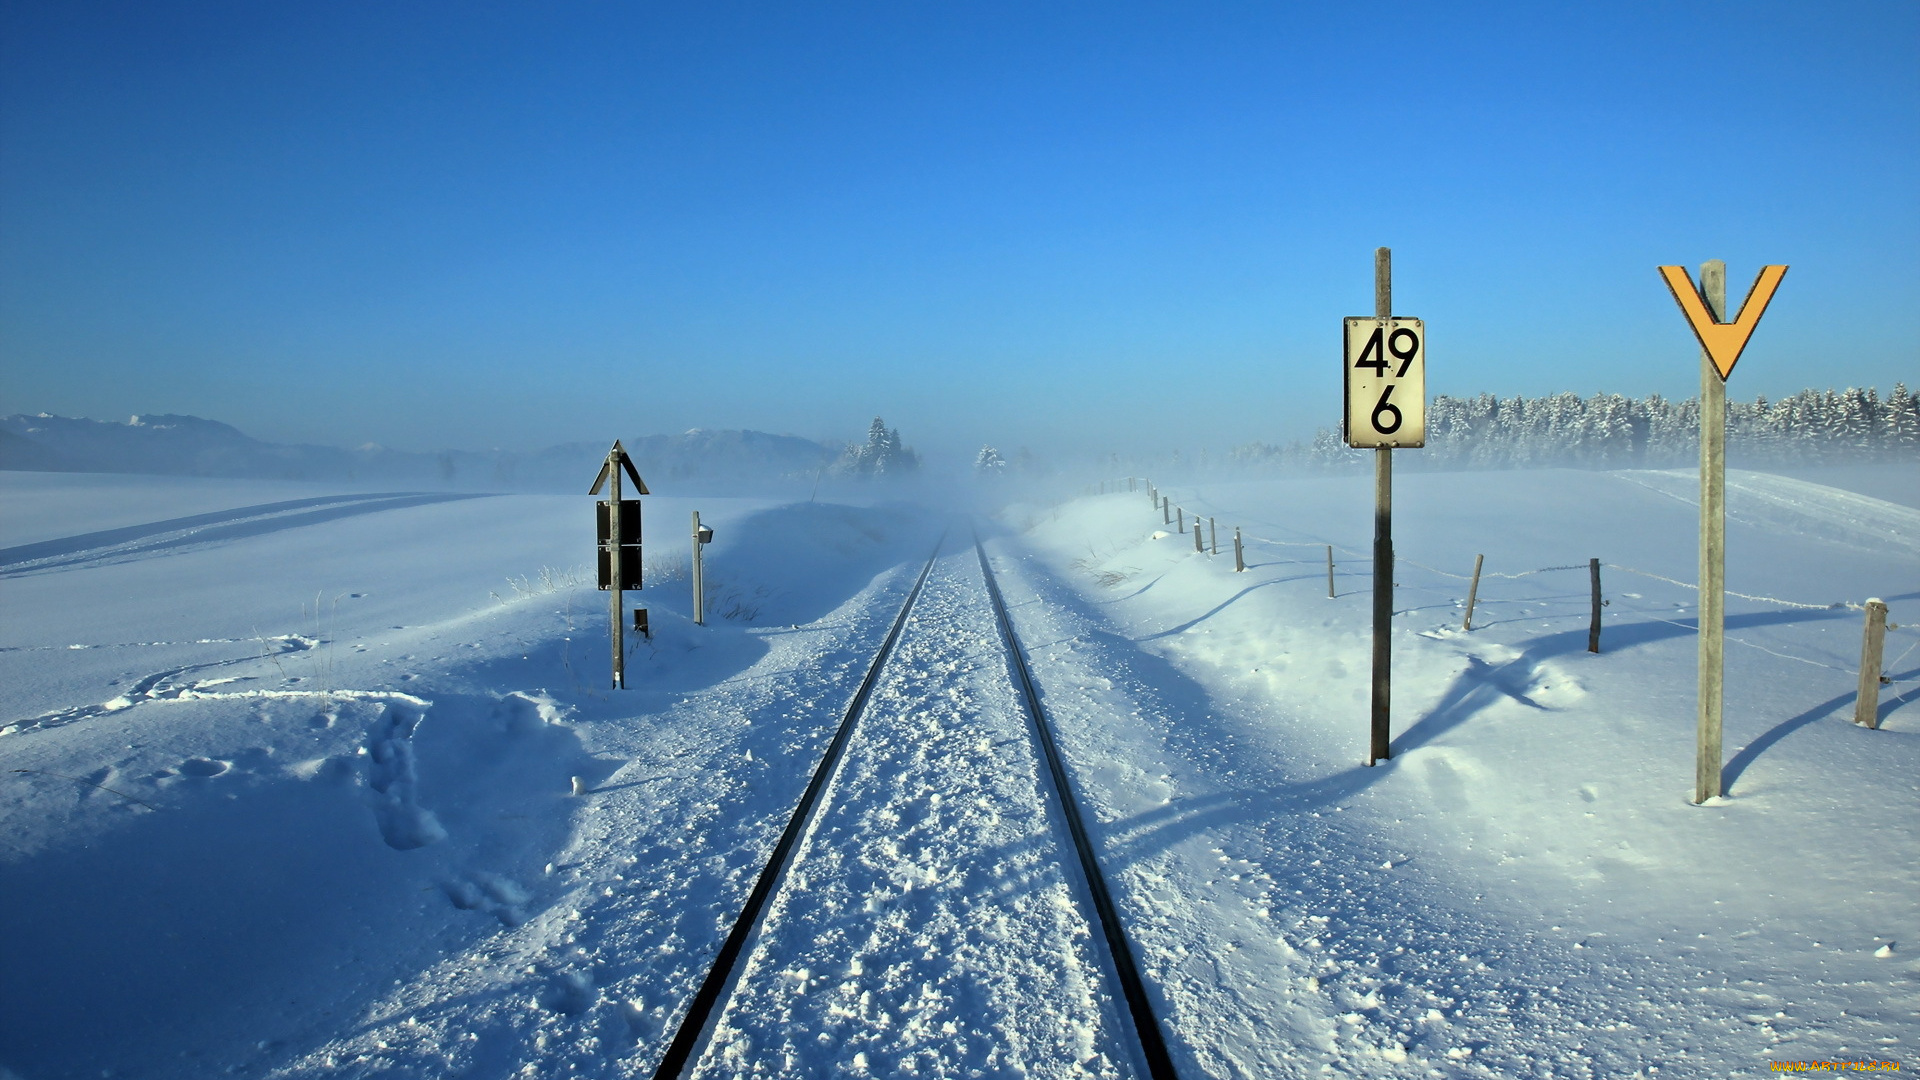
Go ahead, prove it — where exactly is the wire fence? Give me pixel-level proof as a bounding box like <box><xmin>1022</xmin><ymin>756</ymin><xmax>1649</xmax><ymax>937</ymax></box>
<box><xmin>1084</xmin><ymin>475</ymin><xmax>1917</xmax><ymax>700</ymax></box>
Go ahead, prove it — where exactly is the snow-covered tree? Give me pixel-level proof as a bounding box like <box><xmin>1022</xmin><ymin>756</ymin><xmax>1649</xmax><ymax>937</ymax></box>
<box><xmin>1887</xmin><ymin>383</ymin><xmax>1919</xmax><ymax>456</ymax></box>
<box><xmin>974</xmin><ymin>445</ymin><xmax>1006</xmax><ymax>476</ymax></box>
<box><xmin>836</xmin><ymin>416</ymin><xmax>920</xmax><ymax>478</ymax></box>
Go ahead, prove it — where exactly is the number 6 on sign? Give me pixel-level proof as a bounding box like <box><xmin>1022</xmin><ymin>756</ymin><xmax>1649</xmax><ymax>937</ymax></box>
<box><xmin>1343</xmin><ymin>316</ymin><xmax>1426</xmax><ymax>448</ymax></box>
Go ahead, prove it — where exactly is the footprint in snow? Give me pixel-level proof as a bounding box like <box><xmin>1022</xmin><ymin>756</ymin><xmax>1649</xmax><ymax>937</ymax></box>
<box><xmin>444</xmin><ymin>872</ymin><xmax>530</xmax><ymax>925</ymax></box>
<box><xmin>535</xmin><ymin>968</ymin><xmax>594</xmax><ymax>1015</ymax></box>
<box><xmin>365</xmin><ymin>701</ymin><xmax>446</xmax><ymax>850</ymax></box>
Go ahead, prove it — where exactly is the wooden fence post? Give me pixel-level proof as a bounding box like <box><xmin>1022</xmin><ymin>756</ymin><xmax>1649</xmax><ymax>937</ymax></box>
<box><xmin>1326</xmin><ymin>545</ymin><xmax>1335</xmax><ymax>599</ymax></box>
<box><xmin>1177</xmin><ymin>507</ymin><xmax>1185</xmax><ymax>534</ymax></box>
<box><xmin>1162</xmin><ymin>496</ymin><xmax>1171</xmax><ymax>525</ymax></box>
<box><xmin>1855</xmin><ymin>599</ymin><xmax>1890</xmax><ymax>729</ymax></box>
<box><xmin>1194</xmin><ymin>518</ymin><xmax>1203</xmax><ymax>552</ymax></box>
<box><xmin>1695</xmin><ymin>261</ymin><xmax>1727</xmax><ymax>803</ymax></box>
<box><xmin>1463</xmin><ymin>554</ymin><xmax>1484</xmax><ymax>631</ymax></box>
<box><xmin>1209</xmin><ymin>516</ymin><xmax>1217</xmax><ymax>555</ymax></box>
<box><xmin>1234</xmin><ymin>527</ymin><xmax>1245</xmax><ymax>572</ymax></box>
<box><xmin>1588</xmin><ymin>558</ymin><xmax>1602</xmax><ymax>653</ymax></box>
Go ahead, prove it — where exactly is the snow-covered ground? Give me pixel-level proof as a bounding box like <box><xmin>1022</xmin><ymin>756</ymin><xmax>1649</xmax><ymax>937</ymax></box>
<box><xmin>1006</xmin><ymin>468</ymin><xmax>1918</xmax><ymax>1077</ymax></box>
<box><xmin>0</xmin><ymin>465</ymin><xmax>1913</xmax><ymax>1078</ymax></box>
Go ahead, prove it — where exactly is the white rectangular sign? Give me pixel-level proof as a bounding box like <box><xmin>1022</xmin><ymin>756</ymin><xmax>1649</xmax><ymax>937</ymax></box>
<box><xmin>1343</xmin><ymin>316</ymin><xmax>1426</xmax><ymax>448</ymax></box>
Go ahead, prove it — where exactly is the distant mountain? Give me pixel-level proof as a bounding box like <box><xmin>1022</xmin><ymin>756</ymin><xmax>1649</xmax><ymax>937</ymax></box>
<box><xmin>0</xmin><ymin>413</ymin><xmax>840</xmax><ymax>491</ymax></box>
<box><xmin>488</xmin><ymin>430</ymin><xmax>842</xmax><ymax>491</ymax></box>
<box><xmin>0</xmin><ymin>424</ymin><xmax>74</xmax><ymax>471</ymax></box>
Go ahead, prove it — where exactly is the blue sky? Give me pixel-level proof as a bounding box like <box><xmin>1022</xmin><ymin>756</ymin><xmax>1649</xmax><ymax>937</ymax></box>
<box><xmin>2</xmin><ymin>1</ymin><xmax>1915</xmax><ymax>464</ymax></box>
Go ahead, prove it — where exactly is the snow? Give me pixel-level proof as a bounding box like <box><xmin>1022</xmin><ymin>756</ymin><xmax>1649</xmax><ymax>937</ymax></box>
<box><xmin>1006</xmin><ymin>468</ymin><xmax>1918</xmax><ymax>1074</ymax></box>
<box><xmin>0</xmin><ymin>465</ymin><xmax>1914</xmax><ymax>1078</ymax></box>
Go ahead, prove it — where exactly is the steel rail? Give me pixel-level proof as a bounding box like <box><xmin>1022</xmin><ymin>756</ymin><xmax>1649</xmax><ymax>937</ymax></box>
<box><xmin>650</xmin><ymin>532</ymin><xmax>947</xmax><ymax>1079</ymax></box>
<box><xmin>972</xmin><ymin>530</ymin><xmax>1183</xmax><ymax>1080</ymax></box>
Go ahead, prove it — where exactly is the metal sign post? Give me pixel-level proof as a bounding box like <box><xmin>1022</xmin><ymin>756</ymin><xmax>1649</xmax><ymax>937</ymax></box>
<box><xmin>692</xmin><ymin>511</ymin><xmax>714</xmax><ymax>626</ymax></box>
<box><xmin>1344</xmin><ymin>247</ymin><xmax>1426</xmax><ymax>765</ymax></box>
<box><xmin>1659</xmin><ymin>261</ymin><xmax>1786</xmax><ymax>802</ymax></box>
<box><xmin>589</xmin><ymin>441</ymin><xmax>649</xmax><ymax>688</ymax></box>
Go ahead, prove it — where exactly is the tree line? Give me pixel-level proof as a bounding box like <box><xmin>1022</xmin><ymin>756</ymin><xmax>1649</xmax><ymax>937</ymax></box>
<box><xmin>1231</xmin><ymin>384</ymin><xmax>1919</xmax><ymax>471</ymax></box>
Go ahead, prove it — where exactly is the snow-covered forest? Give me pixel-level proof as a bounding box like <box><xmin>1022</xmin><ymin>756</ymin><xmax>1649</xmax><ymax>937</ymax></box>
<box><xmin>1233</xmin><ymin>384</ymin><xmax>1920</xmax><ymax>471</ymax></box>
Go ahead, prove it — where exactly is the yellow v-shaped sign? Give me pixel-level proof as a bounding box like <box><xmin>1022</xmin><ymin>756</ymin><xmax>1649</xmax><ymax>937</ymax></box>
<box><xmin>1658</xmin><ymin>264</ymin><xmax>1788</xmax><ymax>381</ymax></box>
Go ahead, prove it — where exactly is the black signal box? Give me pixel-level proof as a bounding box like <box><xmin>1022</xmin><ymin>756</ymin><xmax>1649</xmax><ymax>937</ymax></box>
<box><xmin>596</xmin><ymin>498</ymin><xmax>643</xmax><ymax>590</ymax></box>
<box><xmin>597</xmin><ymin>546</ymin><xmax>643</xmax><ymax>591</ymax></box>
<box><xmin>596</xmin><ymin>500</ymin><xmax>642</xmax><ymax>545</ymax></box>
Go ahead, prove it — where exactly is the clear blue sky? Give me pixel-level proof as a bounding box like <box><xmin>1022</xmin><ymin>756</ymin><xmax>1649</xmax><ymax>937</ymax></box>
<box><xmin>3</xmin><ymin>1</ymin><xmax>1915</xmax><ymax>464</ymax></box>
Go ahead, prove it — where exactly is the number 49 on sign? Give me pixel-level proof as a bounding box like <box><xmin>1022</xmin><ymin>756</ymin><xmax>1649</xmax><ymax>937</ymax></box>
<box><xmin>1343</xmin><ymin>317</ymin><xmax>1426</xmax><ymax>448</ymax></box>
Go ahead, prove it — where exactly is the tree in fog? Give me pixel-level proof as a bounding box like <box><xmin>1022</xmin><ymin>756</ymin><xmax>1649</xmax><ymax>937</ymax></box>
<box><xmin>974</xmin><ymin>445</ymin><xmax>1006</xmax><ymax>476</ymax></box>
<box><xmin>837</xmin><ymin>416</ymin><xmax>920</xmax><ymax>477</ymax></box>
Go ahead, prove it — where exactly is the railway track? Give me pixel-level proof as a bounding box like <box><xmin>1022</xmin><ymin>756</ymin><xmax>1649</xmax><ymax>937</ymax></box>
<box><xmin>650</xmin><ymin>528</ymin><xmax>1181</xmax><ymax>1079</ymax></box>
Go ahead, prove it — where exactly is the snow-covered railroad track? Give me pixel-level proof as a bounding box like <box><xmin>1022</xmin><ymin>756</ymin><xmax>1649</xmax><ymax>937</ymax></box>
<box><xmin>973</xmin><ymin>530</ymin><xmax>1181</xmax><ymax>1080</ymax></box>
<box><xmin>651</xmin><ymin>529</ymin><xmax>1180</xmax><ymax>1079</ymax></box>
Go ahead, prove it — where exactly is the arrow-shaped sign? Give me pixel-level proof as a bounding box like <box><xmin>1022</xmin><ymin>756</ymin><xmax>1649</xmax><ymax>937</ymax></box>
<box><xmin>1658</xmin><ymin>263</ymin><xmax>1788</xmax><ymax>380</ymax></box>
<box><xmin>588</xmin><ymin>440</ymin><xmax>649</xmax><ymax>495</ymax></box>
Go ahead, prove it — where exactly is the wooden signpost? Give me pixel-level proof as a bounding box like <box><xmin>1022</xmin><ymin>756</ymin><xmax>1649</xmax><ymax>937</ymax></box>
<box><xmin>1659</xmin><ymin>261</ymin><xmax>1787</xmax><ymax>802</ymax></box>
<box><xmin>590</xmin><ymin>441</ymin><xmax>649</xmax><ymax>688</ymax></box>
<box><xmin>1345</xmin><ymin>247</ymin><xmax>1425</xmax><ymax>765</ymax></box>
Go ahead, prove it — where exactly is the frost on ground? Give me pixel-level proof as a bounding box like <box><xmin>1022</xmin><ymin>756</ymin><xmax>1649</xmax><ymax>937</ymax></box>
<box><xmin>0</xmin><ymin>467</ymin><xmax>1914</xmax><ymax>1078</ymax></box>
